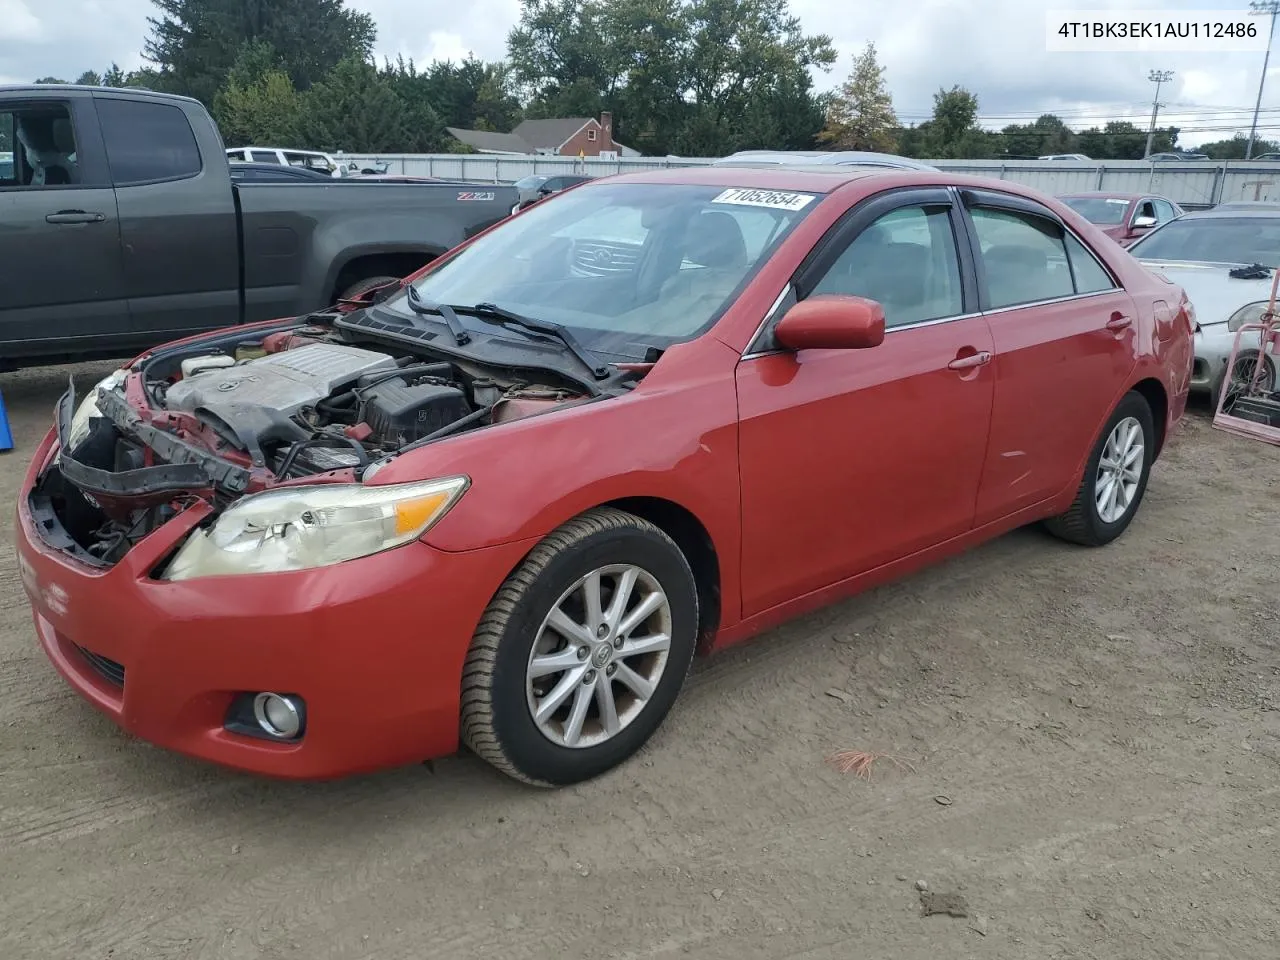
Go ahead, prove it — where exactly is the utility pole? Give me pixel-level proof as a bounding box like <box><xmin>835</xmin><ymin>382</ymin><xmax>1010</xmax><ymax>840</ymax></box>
<box><xmin>1247</xmin><ymin>0</ymin><xmax>1280</xmax><ymax>159</ymax></box>
<box><xmin>1144</xmin><ymin>70</ymin><xmax>1174</xmax><ymax>159</ymax></box>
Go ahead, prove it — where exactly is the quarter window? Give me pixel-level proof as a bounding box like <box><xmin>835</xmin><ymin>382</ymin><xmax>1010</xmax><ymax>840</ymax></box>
<box><xmin>1064</xmin><ymin>232</ymin><xmax>1116</xmax><ymax>294</ymax></box>
<box><xmin>97</xmin><ymin>99</ymin><xmax>201</xmax><ymax>185</ymax></box>
<box><xmin>808</xmin><ymin>205</ymin><xmax>964</xmax><ymax>328</ymax></box>
<box><xmin>970</xmin><ymin>207</ymin><xmax>1074</xmax><ymax>309</ymax></box>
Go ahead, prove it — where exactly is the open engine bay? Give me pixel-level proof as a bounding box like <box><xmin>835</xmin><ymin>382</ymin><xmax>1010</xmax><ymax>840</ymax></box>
<box><xmin>33</xmin><ymin>312</ymin><xmax>638</xmax><ymax>566</ymax></box>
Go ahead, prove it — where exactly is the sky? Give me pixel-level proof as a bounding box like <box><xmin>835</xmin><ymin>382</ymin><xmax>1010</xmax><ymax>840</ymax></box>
<box><xmin>0</xmin><ymin>0</ymin><xmax>1276</xmax><ymax>149</ymax></box>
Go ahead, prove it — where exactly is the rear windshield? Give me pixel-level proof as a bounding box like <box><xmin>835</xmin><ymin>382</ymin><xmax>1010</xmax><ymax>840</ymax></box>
<box><xmin>1061</xmin><ymin>196</ymin><xmax>1130</xmax><ymax>225</ymax></box>
<box><xmin>1129</xmin><ymin>216</ymin><xmax>1280</xmax><ymax>266</ymax></box>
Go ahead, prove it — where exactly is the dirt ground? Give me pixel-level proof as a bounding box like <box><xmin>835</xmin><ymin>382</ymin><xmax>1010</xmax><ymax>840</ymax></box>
<box><xmin>1</xmin><ymin>360</ymin><xmax>1278</xmax><ymax>960</ymax></box>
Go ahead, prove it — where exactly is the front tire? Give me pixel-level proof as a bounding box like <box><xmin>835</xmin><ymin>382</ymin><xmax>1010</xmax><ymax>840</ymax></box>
<box><xmin>1211</xmin><ymin>349</ymin><xmax>1276</xmax><ymax>410</ymax></box>
<box><xmin>1045</xmin><ymin>391</ymin><xmax>1155</xmax><ymax>547</ymax></box>
<box><xmin>460</xmin><ymin>508</ymin><xmax>698</xmax><ymax>786</ymax></box>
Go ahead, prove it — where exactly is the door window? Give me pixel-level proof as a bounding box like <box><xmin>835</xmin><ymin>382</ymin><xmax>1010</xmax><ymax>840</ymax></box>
<box><xmin>96</xmin><ymin>98</ymin><xmax>201</xmax><ymax>185</ymax></box>
<box><xmin>1135</xmin><ymin>199</ymin><xmax>1157</xmax><ymax>221</ymax></box>
<box><xmin>1153</xmin><ymin>199</ymin><xmax>1177</xmax><ymax>222</ymax></box>
<box><xmin>970</xmin><ymin>207</ymin><xmax>1075</xmax><ymax>309</ymax></box>
<box><xmin>0</xmin><ymin>103</ymin><xmax>81</xmax><ymax>187</ymax></box>
<box><xmin>249</xmin><ymin>150</ymin><xmax>280</xmax><ymax>164</ymax></box>
<box><xmin>808</xmin><ymin>205</ymin><xmax>964</xmax><ymax>328</ymax></box>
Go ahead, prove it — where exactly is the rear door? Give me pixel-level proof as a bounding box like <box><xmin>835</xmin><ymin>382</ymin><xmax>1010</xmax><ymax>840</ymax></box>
<box><xmin>959</xmin><ymin>188</ymin><xmax>1138</xmax><ymax>525</ymax></box>
<box><xmin>735</xmin><ymin>188</ymin><xmax>996</xmax><ymax>616</ymax></box>
<box><xmin>0</xmin><ymin>92</ymin><xmax>129</xmax><ymax>360</ymax></box>
<box><xmin>95</xmin><ymin>94</ymin><xmax>241</xmax><ymax>339</ymax></box>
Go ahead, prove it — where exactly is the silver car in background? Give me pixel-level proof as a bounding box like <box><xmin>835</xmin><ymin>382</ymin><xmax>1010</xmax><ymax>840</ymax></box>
<box><xmin>1127</xmin><ymin>209</ymin><xmax>1280</xmax><ymax>404</ymax></box>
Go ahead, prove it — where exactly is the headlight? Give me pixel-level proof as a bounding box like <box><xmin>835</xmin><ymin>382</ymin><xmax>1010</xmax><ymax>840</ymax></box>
<box><xmin>162</xmin><ymin>476</ymin><xmax>469</xmax><ymax>580</ymax></box>
<box><xmin>65</xmin><ymin>369</ymin><xmax>129</xmax><ymax>452</ymax></box>
<box><xmin>1227</xmin><ymin>301</ymin><xmax>1275</xmax><ymax>332</ymax></box>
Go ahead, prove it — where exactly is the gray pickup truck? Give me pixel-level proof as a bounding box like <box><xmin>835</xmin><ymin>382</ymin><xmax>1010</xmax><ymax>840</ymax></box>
<box><xmin>0</xmin><ymin>85</ymin><xmax>516</xmax><ymax>369</ymax></box>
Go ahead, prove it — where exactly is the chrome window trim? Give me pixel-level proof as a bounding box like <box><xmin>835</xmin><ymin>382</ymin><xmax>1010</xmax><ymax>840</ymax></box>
<box><xmin>738</xmin><ymin>287</ymin><xmax>1123</xmax><ymax>361</ymax></box>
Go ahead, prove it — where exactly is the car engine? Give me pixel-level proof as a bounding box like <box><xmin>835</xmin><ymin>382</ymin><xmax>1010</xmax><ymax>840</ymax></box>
<box><xmin>154</xmin><ymin>339</ymin><xmax>585</xmax><ymax>480</ymax></box>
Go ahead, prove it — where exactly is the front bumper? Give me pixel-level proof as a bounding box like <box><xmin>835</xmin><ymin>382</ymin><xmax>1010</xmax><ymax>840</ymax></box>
<box><xmin>15</xmin><ymin>428</ymin><xmax>531</xmax><ymax>779</ymax></box>
<box><xmin>1192</xmin><ymin>324</ymin><xmax>1275</xmax><ymax>392</ymax></box>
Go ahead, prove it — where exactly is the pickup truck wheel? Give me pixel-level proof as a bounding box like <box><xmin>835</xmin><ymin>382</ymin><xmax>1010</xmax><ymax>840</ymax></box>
<box><xmin>337</xmin><ymin>275</ymin><xmax>400</xmax><ymax>303</ymax></box>
<box><xmin>1044</xmin><ymin>391</ymin><xmax>1155</xmax><ymax>547</ymax></box>
<box><xmin>460</xmin><ymin>508</ymin><xmax>698</xmax><ymax>787</ymax></box>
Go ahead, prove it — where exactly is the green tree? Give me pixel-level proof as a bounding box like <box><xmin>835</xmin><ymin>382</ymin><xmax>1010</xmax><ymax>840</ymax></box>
<box><xmin>1077</xmin><ymin>120</ymin><xmax>1178</xmax><ymax>159</ymax></box>
<box><xmin>102</xmin><ymin>64</ymin><xmax>128</xmax><ymax>87</ymax></box>
<box><xmin>378</xmin><ymin>57</ymin><xmax>451</xmax><ymax>151</ymax></box>
<box><xmin>298</xmin><ymin>56</ymin><xmax>407</xmax><ymax>153</ymax></box>
<box><xmin>507</xmin><ymin>0</ymin><xmax>833</xmax><ymax>156</ymax></box>
<box><xmin>998</xmin><ymin>114</ymin><xmax>1077</xmax><ymax>157</ymax></box>
<box><xmin>819</xmin><ymin>42</ymin><xmax>897</xmax><ymax>153</ymax></box>
<box><xmin>75</xmin><ymin>70</ymin><xmax>102</xmax><ymax>86</ymax></box>
<box><xmin>144</xmin><ymin>0</ymin><xmax>376</xmax><ymax>104</ymax></box>
<box><xmin>1198</xmin><ymin>134</ymin><xmax>1280</xmax><ymax>159</ymax></box>
<box><xmin>920</xmin><ymin>86</ymin><xmax>992</xmax><ymax>158</ymax></box>
<box><xmin>214</xmin><ymin>71</ymin><xmax>303</xmax><ymax>147</ymax></box>
<box><xmin>34</xmin><ymin>76</ymin><xmax>66</xmax><ymax>84</ymax></box>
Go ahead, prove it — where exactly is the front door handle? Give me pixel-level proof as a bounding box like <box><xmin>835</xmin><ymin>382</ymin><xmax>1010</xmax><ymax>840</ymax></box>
<box><xmin>46</xmin><ymin>211</ymin><xmax>106</xmax><ymax>224</ymax></box>
<box><xmin>1105</xmin><ymin>312</ymin><xmax>1133</xmax><ymax>331</ymax></box>
<box><xmin>948</xmin><ymin>350</ymin><xmax>992</xmax><ymax>371</ymax></box>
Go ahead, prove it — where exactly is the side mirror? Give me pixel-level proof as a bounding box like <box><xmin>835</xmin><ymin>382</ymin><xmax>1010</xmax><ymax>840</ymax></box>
<box><xmin>538</xmin><ymin>185</ymin><xmax>553</xmax><ymax>195</ymax></box>
<box><xmin>1132</xmin><ymin>215</ymin><xmax>1158</xmax><ymax>230</ymax></box>
<box><xmin>774</xmin><ymin>295</ymin><xmax>886</xmax><ymax>351</ymax></box>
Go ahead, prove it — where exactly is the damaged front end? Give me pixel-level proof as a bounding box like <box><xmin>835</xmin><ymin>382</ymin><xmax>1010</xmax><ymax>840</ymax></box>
<box><xmin>32</xmin><ymin>315</ymin><xmax>616</xmax><ymax>571</ymax></box>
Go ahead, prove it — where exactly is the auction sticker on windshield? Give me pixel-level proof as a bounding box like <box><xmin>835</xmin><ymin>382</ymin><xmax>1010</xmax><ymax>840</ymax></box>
<box><xmin>711</xmin><ymin>188</ymin><xmax>816</xmax><ymax>211</ymax></box>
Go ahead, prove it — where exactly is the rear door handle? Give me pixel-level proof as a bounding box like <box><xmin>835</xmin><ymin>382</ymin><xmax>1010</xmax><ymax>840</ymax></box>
<box><xmin>1105</xmin><ymin>312</ymin><xmax>1133</xmax><ymax>331</ymax></box>
<box><xmin>948</xmin><ymin>351</ymin><xmax>992</xmax><ymax>371</ymax></box>
<box><xmin>46</xmin><ymin>211</ymin><xmax>106</xmax><ymax>224</ymax></box>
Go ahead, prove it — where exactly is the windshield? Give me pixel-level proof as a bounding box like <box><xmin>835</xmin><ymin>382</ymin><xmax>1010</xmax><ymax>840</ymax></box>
<box><xmin>1061</xmin><ymin>196</ymin><xmax>1130</xmax><ymax>225</ymax></box>
<box><xmin>1129</xmin><ymin>216</ymin><xmax>1280</xmax><ymax>266</ymax></box>
<box><xmin>397</xmin><ymin>182</ymin><xmax>819</xmax><ymax>359</ymax></box>
<box><xmin>514</xmin><ymin>175</ymin><xmax>548</xmax><ymax>189</ymax></box>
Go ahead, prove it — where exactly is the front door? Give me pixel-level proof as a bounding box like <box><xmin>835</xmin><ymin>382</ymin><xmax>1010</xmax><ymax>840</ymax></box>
<box><xmin>736</xmin><ymin>189</ymin><xmax>996</xmax><ymax>618</ymax></box>
<box><xmin>0</xmin><ymin>95</ymin><xmax>128</xmax><ymax>361</ymax></box>
<box><xmin>960</xmin><ymin>192</ymin><xmax>1139</xmax><ymax>525</ymax></box>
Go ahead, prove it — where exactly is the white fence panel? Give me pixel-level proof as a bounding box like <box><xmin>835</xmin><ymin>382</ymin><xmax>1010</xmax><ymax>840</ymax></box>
<box><xmin>342</xmin><ymin>153</ymin><xmax>1280</xmax><ymax>206</ymax></box>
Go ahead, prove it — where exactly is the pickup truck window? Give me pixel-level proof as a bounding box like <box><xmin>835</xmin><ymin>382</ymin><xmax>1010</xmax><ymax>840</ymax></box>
<box><xmin>250</xmin><ymin>150</ymin><xmax>280</xmax><ymax>164</ymax></box>
<box><xmin>96</xmin><ymin>98</ymin><xmax>202</xmax><ymax>186</ymax></box>
<box><xmin>1</xmin><ymin>103</ymin><xmax>83</xmax><ymax>187</ymax></box>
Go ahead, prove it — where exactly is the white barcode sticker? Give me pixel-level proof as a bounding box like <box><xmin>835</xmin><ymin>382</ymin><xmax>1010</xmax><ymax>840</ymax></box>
<box><xmin>711</xmin><ymin>188</ymin><xmax>816</xmax><ymax>211</ymax></box>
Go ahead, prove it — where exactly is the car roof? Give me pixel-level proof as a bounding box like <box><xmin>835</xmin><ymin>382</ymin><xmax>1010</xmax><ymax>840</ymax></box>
<box><xmin>1178</xmin><ymin>207</ymin><xmax>1280</xmax><ymax>219</ymax></box>
<box><xmin>596</xmin><ymin>166</ymin><xmax>1068</xmax><ymax>202</ymax></box>
<box><xmin>712</xmin><ymin>150</ymin><xmax>937</xmax><ymax>171</ymax></box>
<box><xmin>1060</xmin><ymin>192</ymin><xmax>1144</xmax><ymax>200</ymax></box>
<box><xmin>0</xmin><ymin>83</ymin><xmax>201</xmax><ymax>106</ymax></box>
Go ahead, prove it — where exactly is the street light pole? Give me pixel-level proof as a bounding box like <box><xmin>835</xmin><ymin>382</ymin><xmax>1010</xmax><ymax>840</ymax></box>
<box><xmin>1247</xmin><ymin>0</ymin><xmax>1280</xmax><ymax>159</ymax></box>
<box><xmin>1144</xmin><ymin>70</ymin><xmax>1174</xmax><ymax>159</ymax></box>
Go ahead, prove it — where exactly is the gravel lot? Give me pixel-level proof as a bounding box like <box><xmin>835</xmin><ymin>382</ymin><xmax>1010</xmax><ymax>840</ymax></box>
<box><xmin>1</xmin><ymin>361</ymin><xmax>1278</xmax><ymax>960</ymax></box>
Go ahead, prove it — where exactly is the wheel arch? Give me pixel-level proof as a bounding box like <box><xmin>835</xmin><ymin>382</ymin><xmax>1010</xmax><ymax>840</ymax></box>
<box><xmin>476</xmin><ymin>495</ymin><xmax>724</xmax><ymax>655</ymax></box>
<box><xmin>1130</xmin><ymin>376</ymin><xmax>1169</xmax><ymax>457</ymax></box>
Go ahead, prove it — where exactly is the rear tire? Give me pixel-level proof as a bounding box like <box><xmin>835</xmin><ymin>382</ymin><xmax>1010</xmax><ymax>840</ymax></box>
<box><xmin>337</xmin><ymin>275</ymin><xmax>400</xmax><ymax>303</ymax></box>
<box><xmin>1044</xmin><ymin>391</ymin><xmax>1155</xmax><ymax>547</ymax></box>
<box><xmin>460</xmin><ymin>508</ymin><xmax>698</xmax><ymax>787</ymax></box>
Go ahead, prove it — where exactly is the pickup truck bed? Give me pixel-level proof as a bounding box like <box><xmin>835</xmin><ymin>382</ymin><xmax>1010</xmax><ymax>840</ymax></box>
<box><xmin>0</xmin><ymin>85</ymin><xmax>516</xmax><ymax>369</ymax></box>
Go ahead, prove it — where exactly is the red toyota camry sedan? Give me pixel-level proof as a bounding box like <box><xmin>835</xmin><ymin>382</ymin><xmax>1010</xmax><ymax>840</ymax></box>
<box><xmin>15</xmin><ymin>165</ymin><xmax>1193</xmax><ymax>786</ymax></box>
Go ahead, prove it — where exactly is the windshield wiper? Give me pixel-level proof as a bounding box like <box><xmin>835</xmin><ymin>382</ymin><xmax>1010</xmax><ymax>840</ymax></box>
<box><xmin>402</xmin><ymin>284</ymin><xmax>471</xmax><ymax>346</ymax></box>
<box><xmin>451</xmin><ymin>302</ymin><xmax>612</xmax><ymax>379</ymax></box>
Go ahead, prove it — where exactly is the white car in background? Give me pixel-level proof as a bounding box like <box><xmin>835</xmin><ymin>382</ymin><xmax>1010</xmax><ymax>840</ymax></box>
<box><xmin>225</xmin><ymin>146</ymin><xmax>344</xmax><ymax>177</ymax></box>
<box><xmin>1127</xmin><ymin>208</ymin><xmax>1280</xmax><ymax>404</ymax></box>
<box><xmin>712</xmin><ymin>150</ymin><xmax>938</xmax><ymax>171</ymax></box>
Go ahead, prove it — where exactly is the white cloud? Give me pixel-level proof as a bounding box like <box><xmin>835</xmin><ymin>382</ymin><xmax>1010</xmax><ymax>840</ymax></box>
<box><xmin>0</xmin><ymin>0</ymin><xmax>44</xmax><ymax>41</ymax></box>
<box><xmin>1</xmin><ymin>0</ymin><xmax>1275</xmax><ymax>147</ymax></box>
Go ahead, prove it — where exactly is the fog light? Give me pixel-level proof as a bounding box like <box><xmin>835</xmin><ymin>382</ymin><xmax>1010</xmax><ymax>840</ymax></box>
<box><xmin>252</xmin><ymin>693</ymin><xmax>303</xmax><ymax>739</ymax></box>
